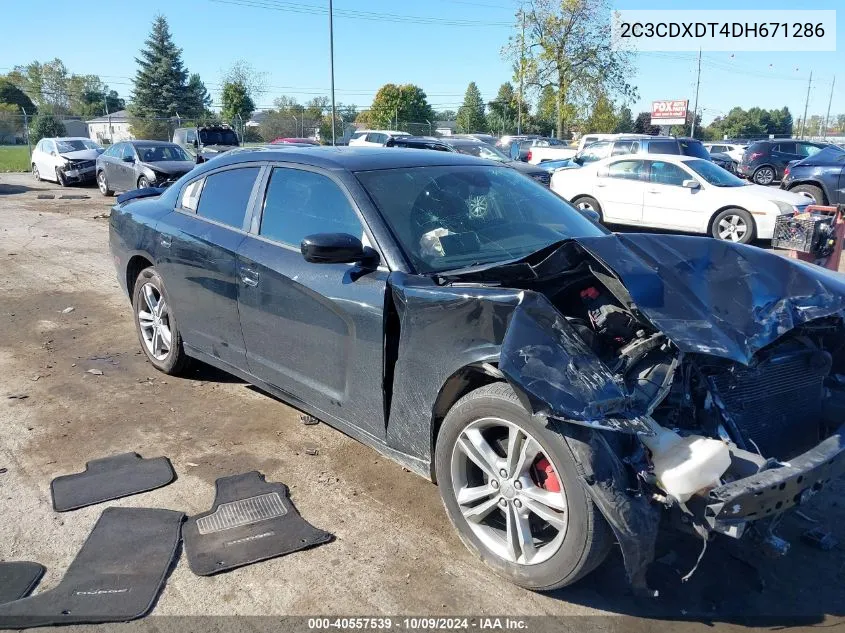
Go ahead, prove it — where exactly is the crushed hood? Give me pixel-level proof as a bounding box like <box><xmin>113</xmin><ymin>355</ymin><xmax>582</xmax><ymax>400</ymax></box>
<box><xmin>574</xmin><ymin>233</ymin><xmax>845</xmax><ymax>365</ymax></box>
<box><xmin>142</xmin><ymin>160</ymin><xmax>194</xmax><ymax>176</ymax></box>
<box><xmin>59</xmin><ymin>149</ymin><xmax>101</xmax><ymax>161</ymax></box>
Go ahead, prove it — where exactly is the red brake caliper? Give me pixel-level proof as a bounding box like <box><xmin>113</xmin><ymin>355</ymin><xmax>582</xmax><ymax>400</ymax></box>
<box><xmin>532</xmin><ymin>456</ymin><xmax>561</xmax><ymax>493</ymax></box>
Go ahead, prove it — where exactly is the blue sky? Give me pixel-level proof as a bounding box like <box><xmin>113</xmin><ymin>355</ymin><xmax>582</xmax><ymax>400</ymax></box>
<box><xmin>1</xmin><ymin>0</ymin><xmax>841</xmax><ymax>124</ymax></box>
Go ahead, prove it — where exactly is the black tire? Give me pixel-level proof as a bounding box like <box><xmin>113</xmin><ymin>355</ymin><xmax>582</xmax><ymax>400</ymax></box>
<box><xmin>55</xmin><ymin>167</ymin><xmax>67</xmax><ymax>187</ymax></box>
<box><xmin>710</xmin><ymin>207</ymin><xmax>756</xmax><ymax>244</ymax></box>
<box><xmin>131</xmin><ymin>267</ymin><xmax>189</xmax><ymax>375</ymax></box>
<box><xmin>571</xmin><ymin>195</ymin><xmax>603</xmax><ymax>222</ymax></box>
<box><xmin>138</xmin><ymin>176</ymin><xmax>151</xmax><ymax>189</ymax></box>
<box><xmin>97</xmin><ymin>170</ymin><xmax>114</xmax><ymax>197</ymax></box>
<box><xmin>790</xmin><ymin>183</ymin><xmax>825</xmax><ymax>205</ymax></box>
<box><xmin>752</xmin><ymin>165</ymin><xmax>776</xmax><ymax>186</ymax></box>
<box><xmin>435</xmin><ymin>382</ymin><xmax>613</xmax><ymax>591</ymax></box>
<box><xmin>32</xmin><ymin>163</ymin><xmax>41</xmax><ymax>182</ymax></box>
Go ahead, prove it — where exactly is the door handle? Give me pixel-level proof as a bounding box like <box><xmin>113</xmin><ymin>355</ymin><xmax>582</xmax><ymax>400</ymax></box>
<box><xmin>159</xmin><ymin>236</ymin><xmax>172</xmax><ymax>248</ymax></box>
<box><xmin>240</xmin><ymin>267</ymin><xmax>259</xmax><ymax>287</ymax></box>
<box><xmin>647</xmin><ymin>189</ymin><xmax>661</xmax><ymax>194</ymax></box>
<box><xmin>595</xmin><ymin>182</ymin><xmax>606</xmax><ymax>187</ymax></box>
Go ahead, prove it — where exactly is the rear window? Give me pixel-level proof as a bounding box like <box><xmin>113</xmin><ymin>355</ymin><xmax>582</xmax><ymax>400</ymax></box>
<box><xmin>196</xmin><ymin>167</ymin><xmax>260</xmax><ymax>228</ymax></box>
<box><xmin>647</xmin><ymin>140</ymin><xmax>680</xmax><ymax>155</ymax></box>
<box><xmin>746</xmin><ymin>141</ymin><xmax>767</xmax><ymax>153</ymax></box>
<box><xmin>678</xmin><ymin>140</ymin><xmax>711</xmax><ymax>160</ymax></box>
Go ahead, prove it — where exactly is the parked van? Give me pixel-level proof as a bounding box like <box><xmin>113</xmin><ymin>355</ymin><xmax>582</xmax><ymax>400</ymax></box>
<box><xmin>173</xmin><ymin>125</ymin><xmax>240</xmax><ymax>159</ymax></box>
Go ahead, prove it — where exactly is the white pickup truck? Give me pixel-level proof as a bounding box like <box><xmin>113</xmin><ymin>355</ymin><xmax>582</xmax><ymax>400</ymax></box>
<box><xmin>528</xmin><ymin>133</ymin><xmax>651</xmax><ymax>164</ymax></box>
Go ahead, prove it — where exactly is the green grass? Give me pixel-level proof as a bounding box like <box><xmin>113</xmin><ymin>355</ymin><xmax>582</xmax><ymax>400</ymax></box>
<box><xmin>0</xmin><ymin>146</ymin><xmax>31</xmax><ymax>172</ymax></box>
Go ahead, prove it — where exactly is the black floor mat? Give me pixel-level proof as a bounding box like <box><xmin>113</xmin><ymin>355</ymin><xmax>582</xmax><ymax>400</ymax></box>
<box><xmin>0</xmin><ymin>563</ymin><xmax>44</xmax><ymax>604</ymax></box>
<box><xmin>0</xmin><ymin>507</ymin><xmax>184</xmax><ymax>628</ymax></box>
<box><xmin>51</xmin><ymin>452</ymin><xmax>176</xmax><ymax>512</ymax></box>
<box><xmin>183</xmin><ymin>471</ymin><xmax>332</xmax><ymax>576</ymax></box>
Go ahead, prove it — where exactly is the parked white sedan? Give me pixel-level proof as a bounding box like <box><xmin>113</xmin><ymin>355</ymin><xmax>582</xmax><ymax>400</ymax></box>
<box><xmin>551</xmin><ymin>154</ymin><xmax>813</xmax><ymax>243</ymax></box>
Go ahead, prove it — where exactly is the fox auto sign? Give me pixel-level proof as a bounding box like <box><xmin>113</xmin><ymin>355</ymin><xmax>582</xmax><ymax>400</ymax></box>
<box><xmin>651</xmin><ymin>100</ymin><xmax>688</xmax><ymax>126</ymax></box>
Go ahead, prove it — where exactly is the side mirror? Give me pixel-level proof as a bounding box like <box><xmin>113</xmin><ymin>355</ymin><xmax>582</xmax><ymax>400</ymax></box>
<box><xmin>573</xmin><ymin>154</ymin><xmax>584</xmax><ymax>165</ymax></box>
<box><xmin>578</xmin><ymin>208</ymin><xmax>601</xmax><ymax>224</ymax></box>
<box><xmin>301</xmin><ymin>233</ymin><xmax>377</xmax><ymax>265</ymax></box>
<box><xmin>122</xmin><ymin>155</ymin><xmax>135</xmax><ymax>163</ymax></box>
<box><xmin>682</xmin><ymin>179</ymin><xmax>700</xmax><ymax>189</ymax></box>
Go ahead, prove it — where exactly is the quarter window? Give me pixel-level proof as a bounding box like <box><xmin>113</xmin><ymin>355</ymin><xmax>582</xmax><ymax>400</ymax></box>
<box><xmin>798</xmin><ymin>143</ymin><xmax>822</xmax><ymax>157</ymax></box>
<box><xmin>647</xmin><ymin>140</ymin><xmax>680</xmax><ymax>155</ymax></box>
<box><xmin>611</xmin><ymin>140</ymin><xmax>639</xmax><ymax>156</ymax></box>
<box><xmin>649</xmin><ymin>161</ymin><xmax>690</xmax><ymax>187</ymax></box>
<box><xmin>180</xmin><ymin>178</ymin><xmax>204</xmax><ymax>212</ymax></box>
<box><xmin>259</xmin><ymin>168</ymin><xmax>363</xmax><ymax>246</ymax></box>
<box><xmin>195</xmin><ymin>167</ymin><xmax>260</xmax><ymax>228</ymax></box>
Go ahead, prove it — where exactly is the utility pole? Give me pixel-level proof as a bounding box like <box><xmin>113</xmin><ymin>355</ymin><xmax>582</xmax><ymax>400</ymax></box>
<box><xmin>20</xmin><ymin>107</ymin><xmax>31</xmax><ymax>160</ymax></box>
<box><xmin>690</xmin><ymin>48</ymin><xmax>701</xmax><ymax>138</ymax></box>
<box><xmin>823</xmin><ymin>75</ymin><xmax>835</xmax><ymax>140</ymax></box>
<box><xmin>103</xmin><ymin>93</ymin><xmax>109</xmax><ymax>117</ymax></box>
<box><xmin>517</xmin><ymin>7</ymin><xmax>525</xmax><ymax>135</ymax></box>
<box><xmin>329</xmin><ymin>0</ymin><xmax>337</xmax><ymax>145</ymax></box>
<box><xmin>800</xmin><ymin>71</ymin><xmax>812</xmax><ymax>139</ymax></box>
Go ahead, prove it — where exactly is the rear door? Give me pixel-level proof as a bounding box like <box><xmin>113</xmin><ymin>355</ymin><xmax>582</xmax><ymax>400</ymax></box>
<box><xmin>593</xmin><ymin>158</ymin><xmax>647</xmax><ymax>224</ymax></box>
<box><xmin>236</xmin><ymin>165</ymin><xmax>388</xmax><ymax>439</ymax></box>
<box><xmin>154</xmin><ymin>164</ymin><xmax>262</xmax><ymax>368</ymax></box>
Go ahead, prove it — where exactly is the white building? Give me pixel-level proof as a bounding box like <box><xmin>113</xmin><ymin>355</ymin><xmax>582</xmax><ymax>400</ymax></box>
<box><xmin>86</xmin><ymin>110</ymin><xmax>133</xmax><ymax>144</ymax></box>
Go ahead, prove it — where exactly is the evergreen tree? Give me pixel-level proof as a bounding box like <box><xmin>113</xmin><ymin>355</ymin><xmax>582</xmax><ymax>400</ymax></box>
<box><xmin>456</xmin><ymin>82</ymin><xmax>486</xmax><ymax>133</ymax></box>
<box><xmin>221</xmin><ymin>82</ymin><xmax>255</xmax><ymax>125</ymax></box>
<box><xmin>130</xmin><ymin>16</ymin><xmax>189</xmax><ymax>120</ymax></box>
<box><xmin>184</xmin><ymin>73</ymin><xmax>212</xmax><ymax>119</ymax></box>
<box><xmin>0</xmin><ymin>78</ymin><xmax>36</xmax><ymax>114</ymax></box>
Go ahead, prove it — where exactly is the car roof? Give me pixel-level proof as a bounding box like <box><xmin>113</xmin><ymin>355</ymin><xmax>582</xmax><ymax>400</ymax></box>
<box><xmin>396</xmin><ymin>136</ymin><xmax>479</xmax><ymax>146</ymax></box>
<box><xmin>129</xmin><ymin>140</ymin><xmax>180</xmax><ymax>147</ymax></box>
<box><xmin>47</xmin><ymin>137</ymin><xmax>92</xmax><ymax>141</ymax></box>
<box><xmin>194</xmin><ymin>146</ymin><xmax>492</xmax><ymax>172</ymax></box>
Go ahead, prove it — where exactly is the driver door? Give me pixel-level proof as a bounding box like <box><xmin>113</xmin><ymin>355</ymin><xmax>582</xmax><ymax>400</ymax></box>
<box><xmin>236</xmin><ymin>165</ymin><xmax>389</xmax><ymax>440</ymax></box>
<box><xmin>642</xmin><ymin>160</ymin><xmax>711</xmax><ymax>231</ymax></box>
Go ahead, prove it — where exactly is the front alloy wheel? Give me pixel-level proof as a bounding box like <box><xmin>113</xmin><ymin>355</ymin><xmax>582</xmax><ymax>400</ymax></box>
<box><xmin>435</xmin><ymin>383</ymin><xmax>612</xmax><ymax>591</ymax></box>
<box><xmin>451</xmin><ymin>417</ymin><xmax>568</xmax><ymax>566</ymax></box>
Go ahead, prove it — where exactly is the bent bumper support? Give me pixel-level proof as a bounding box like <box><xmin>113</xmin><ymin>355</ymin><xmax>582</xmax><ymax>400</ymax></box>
<box><xmin>702</xmin><ymin>425</ymin><xmax>845</xmax><ymax>529</ymax></box>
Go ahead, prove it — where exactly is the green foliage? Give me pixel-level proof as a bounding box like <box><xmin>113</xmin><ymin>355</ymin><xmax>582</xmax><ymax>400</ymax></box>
<box><xmin>634</xmin><ymin>111</ymin><xmax>660</xmax><ymax>135</ymax></box>
<box><xmin>456</xmin><ymin>82</ymin><xmax>486</xmax><ymax>133</ymax></box>
<box><xmin>184</xmin><ymin>74</ymin><xmax>212</xmax><ymax>119</ymax></box>
<box><xmin>130</xmin><ymin>15</ymin><xmax>190</xmax><ymax>123</ymax></box>
<box><xmin>0</xmin><ymin>104</ymin><xmax>20</xmax><ymax>142</ymax></box>
<box><xmin>705</xmin><ymin>106</ymin><xmax>793</xmax><ymax>139</ymax></box>
<box><xmin>221</xmin><ymin>81</ymin><xmax>255</xmax><ymax>124</ymax></box>
<box><xmin>127</xmin><ymin>116</ymin><xmax>171</xmax><ymax>141</ymax></box>
<box><xmin>0</xmin><ymin>79</ymin><xmax>36</xmax><ymax>114</ymax></box>
<box><xmin>434</xmin><ymin>109</ymin><xmax>457</xmax><ymax>121</ymax></box>
<box><xmin>506</xmin><ymin>0</ymin><xmax>637</xmax><ymax>138</ymax></box>
<box><xmin>30</xmin><ymin>113</ymin><xmax>66</xmax><ymax>144</ymax></box>
<box><xmin>356</xmin><ymin>84</ymin><xmax>434</xmax><ymax>130</ymax></box>
<box><xmin>614</xmin><ymin>106</ymin><xmax>634</xmax><ymax>133</ymax></box>
<box><xmin>243</xmin><ymin>126</ymin><xmax>263</xmax><ymax>143</ymax></box>
<box><xmin>585</xmin><ymin>95</ymin><xmax>617</xmax><ymax>133</ymax></box>
<box><xmin>487</xmin><ymin>82</ymin><xmax>517</xmax><ymax>133</ymax></box>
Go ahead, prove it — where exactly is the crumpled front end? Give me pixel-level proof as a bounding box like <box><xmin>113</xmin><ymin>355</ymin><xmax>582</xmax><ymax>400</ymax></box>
<box><xmin>449</xmin><ymin>234</ymin><xmax>845</xmax><ymax>591</ymax></box>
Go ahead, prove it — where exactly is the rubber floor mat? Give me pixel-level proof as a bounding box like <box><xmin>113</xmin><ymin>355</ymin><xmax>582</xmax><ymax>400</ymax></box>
<box><xmin>51</xmin><ymin>452</ymin><xmax>176</xmax><ymax>512</ymax></box>
<box><xmin>0</xmin><ymin>507</ymin><xmax>184</xmax><ymax>629</ymax></box>
<box><xmin>0</xmin><ymin>563</ymin><xmax>44</xmax><ymax>604</ymax></box>
<box><xmin>183</xmin><ymin>471</ymin><xmax>332</xmax><ymax>576</ymax></box>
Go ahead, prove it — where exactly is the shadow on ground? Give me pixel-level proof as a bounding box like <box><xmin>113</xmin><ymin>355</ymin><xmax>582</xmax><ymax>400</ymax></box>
<box><xmin>0</xmin><ymin>183</ymin><xmax>34</xmax><ymax>195</ymax></box>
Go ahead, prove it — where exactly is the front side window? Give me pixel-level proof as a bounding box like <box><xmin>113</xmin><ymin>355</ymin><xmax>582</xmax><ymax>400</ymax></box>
<box><xmin>649</xmin><ymin>161</ymin><xmax>690</xmax><ymax>187</ymax></box>
<box><xmin>195</xmin><ymin>167</ymin><xmax>260</xmax><ymax>228</ymax></box>
<box><xmin>710</xmin><ymin>145</ymin><xmax>726</xmax><ymax>153</ymax></box>
<box><xmin>605</xmin><ymin>160</ymin><xmax>646</xmax><ymax>181</ymax></box>
<box><xmin>356</xmin><ymin>165</ymin><xmax>606</xmax><ymax>273</ymax></box>
<box><xmin>136</xmin><ymin>145</ymin><xmax>192</xmax><ymax>162</ymax></box>
<box><xmin>103</xmin><ymin>144</ymin><xmax>120</xmax><ymax>157</ymax></box>
<box><xmin>579</xmin><ymin>141</ymin><xmax>612</xmax><ymax>163</ymax></box>
<box><xmin>260</xmin><ymin>168</ymin><xmax>362</xmax><ymax>246</ymax></box>
<box><xmin>798</xmin><ymin>143</ymin><xmax>823</xmax><ymax>157</ymax></box>
<box><xmin>611</xmin><ymin>140</ymin><xmax>639</xmax><ymax>156</ymax></box>
<box><xmin>685</xmin><ymin>159</ymin><xmax>746</xmax><ymax>187</ymax></box>
<box><xmin>678</xmin><ymin>140</ymin><xmax>711</xmax><ymax>160</ymax></box>
<box><xmin>186</xmin><ymin>130</ymin><xmax>197</xmax><ymax>144</ymax></box>
<box><xmin>120</xmin><ymin>144</ymin><xmax>135</xmax><ymax>160</ymax></box>
<box><xmin>365</xmin><ymin>133</ymin><xmax>381</xmax><ymax>143</ymax></box>
<box><xmin>775</xmin><ymin>142</ymin><xmax>796</xmax><ymax>154</ymax></box>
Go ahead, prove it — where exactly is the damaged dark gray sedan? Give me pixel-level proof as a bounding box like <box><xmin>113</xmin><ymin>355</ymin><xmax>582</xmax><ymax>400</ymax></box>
<box><xmin>109</xmin><ymin>147</ymin><xmax>845</xmax><ymax>593</ymax></box>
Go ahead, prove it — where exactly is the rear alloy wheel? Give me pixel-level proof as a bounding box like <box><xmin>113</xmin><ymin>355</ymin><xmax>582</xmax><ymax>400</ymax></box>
<box><xmin>132</xmin><ymin>267</ymin><xmax>189</xmax><ymax>375</ymax></box>
<box><xmin>32</xmin><ymin>164</ymin><xmax>41</xmax><ymax>182</ymax></box>
<box><xmin>138</xmin><ymin>176</ymin><xmax>151</xmax><ymax>189</ymax></box>
<box><xmin>711</xmin><ymin>208</ymin><xmax>755</xmax><ymax>244</ymax></box>
<box><xmin>790</xmin><ymin>184</ymin><xmax>825</xmax><ymax>205</ymax></box>
<box><xmin>435</xmin><ymin>383</ymin><xmax>611</xmax><ymax>591</ymax></box>
<box><xmin>752</xmin><ymin>165</ymin><xmax>776</xmax><ymax>186</ymax></box>
<box><xmin>97</xmin><ymin>171</ymin><xmax>114</xmax><ymax>196</ymax></box>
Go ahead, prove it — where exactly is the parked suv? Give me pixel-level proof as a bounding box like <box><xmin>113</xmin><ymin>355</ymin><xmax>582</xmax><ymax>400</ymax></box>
<box><xmin>173</xmin><ymin>125</ymin><xmax>240</xmax><ymax>159</ymax></box>
<box><xmin>780</xmin><ymin>145</ymin><xmax>845</xmax><ymax>204</ymax></box>
<box><xmin>565</xmin><ymin>136</ymin><xmax>711</xmax><ymax>169</ymax></box>
<box><xmin>387</xmin><ymin>135</ymin><xmax>553</xmax><ymax>186</ymax></box>
<box><xmin>737</xmin><ymin>139</ymin><xmax>830</xmax><ymax>186</ymax></box>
